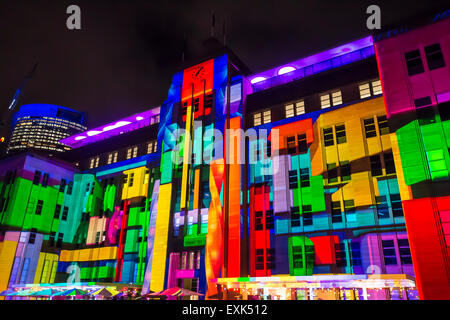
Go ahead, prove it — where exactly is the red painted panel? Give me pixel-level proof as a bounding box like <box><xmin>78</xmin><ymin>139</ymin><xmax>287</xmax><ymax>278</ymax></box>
<box><xmin>181</xmin><ymin>59</ymin><xmax>215</xmax><ymax>121</ymax></box>
<box><xmin>403</xmin><ymin>197</ymin><xmax>450</xmax><ymax>300</ymax></box>
<box><xmin>249</xmin><ymin>184</ymin><xmax>271</xmax><ymax>277</ymax></box>
<box><xmin>268</xmin><ymin>118</ymin><xmax>314</xmax><ymax>150</ymax></box>
<box><xmin>310</xmin><ymin>235</ymin><xmax>339</xmax><ymax>265</ymax></box>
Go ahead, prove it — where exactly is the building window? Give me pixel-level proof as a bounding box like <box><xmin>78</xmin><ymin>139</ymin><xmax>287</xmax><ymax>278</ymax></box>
<box><xmin>302</xmin><ymin>205</ymin><xmax>313</xmax><ymax>226</ymax></box>
<box><xmin>376</xmin><ymin>196</ymin><xmax>390</xmax><ymax>219</ymax></box>
<box><xmin>61</xmin><ymin>206</ymin><xmax>69</xmax><ymax>221</ymax></box>
<box><xmin>331</xmin><ymin>201</ymin><xmax>342</xmax><ymax>223</ymax></box>
<box><xmin>107</xmin><ymin>152</ymin><xmax>118</xmax><ymax>165</ymax></box>
<box><xmin>181</xmin><ymin>252</ymin><xmax>187</xmax><ymax>270</ymax></box>
<box><xmin>59</xmin><ymin>179</ymin><xmax>67</xmax><ymax>193</ymax></box>
<box><xmin>364</xmin><ymin>118</ymin><xmax>377</xmax><ymax>138</ymax></box>
<box><xmin>189</xmin><ymin>251</ymin><xmax>195</xmax><ymax>270</ymax></box>
<box><xmin>370</xmin><ymin>155</ymin><xmax>383</xmax><ymax>177</ymax></box>
<box><xmin>384</xmin><ymin>151</ymin><xmax>396</xmax><ymax>174</ymax></box>
<box><xmin>126</xmin><ymin>148</ymin><xmax>132</xmax><ymax>159</ymax></box>
<box><xmin>350</xmin><ymin>242</ymin><xmax>362</xmax><ymax>266</ymax></box>
<box><xmin>359</xmin><ymin>83</ymin><xmax>371</xmax><ymax>99</ymax></box>
<box><xmin>405</xmin><ymin>49</ymin><xmax>424</xmax><ymax>76</ymax></box>
<box><xmin>382</xmin><ymin>239</ymin><xmax>397</xmax><ymax>265</ymax></box>
<box><xmin>144</xmin><ymin>169</ymin><xmax>150</xmax><ymax>185</ymax></box>
<box><xmin>285</xmin><ymin>100</ymin><xmax>305</xmax><ymax>118</ymax></box>
<box><xmin>344</xmin><ymin>199</ymin><xmax>355</xmax><ymax>221</ymax></box>
<box><xmin>42</xmin><ymin>173</ymin><xmax>49</xmax><ymax>187</ymax></box>
<box><xmin>340</xmin><ymin>161</ymin><xmax>351</xmax><ymax>181</ymax></box>
<box><xmin>298</xmin><ymin>134</ymin><xmax>307</xmax><ymax>153</ymax></box>
<box><xmin>320</xmin><ymin>93</ymin><xmax>331</xmax><ymax>109</ymax></box>
<box><xmin>323</xmin><ymin>127</ymin><xmax>334</xmax><ymax>146</ymax></box>
<box><xmin>35</xmin><ymin>200</ymin><xmax>43</xmax><ymax>215</ymax></box>
<box><xmin>335</xmin><ymin>243</ymin><xmax>347</xmax><ymax>267</ymax></box>
<box><xmin>299</xmin><ymin>168</ymin><xmax>310</xmax><ymax>187</ymax></box>
<box><xmin>254</xmin><ymin>211</ymin><xmax>264</xmax><ymax>230</ymax></box>
<box><xmin>331</xmin><ymin>90</ymin><xmax>343</xmax><ymax>106</ymax></box>
<box><xmin>359</xmin><ymin>80</ymin><xmax>382</xmax><ymax>99</ymax></box>
<box><xmin>265</xmin><ymin>209</ymin><xmax>274</xmax><ymax>229</ymax></box>
<box><xmin>147</xmin><ymin>141</ymin><xmax>157</xmax><ymax>154</ymax></box>
<box><xmin>33</xmin><ymin>171</ymin><xmax>41</xmax><ymax>185</ymax></box>
<box><xmin>288</xmin><ymin>170</ymin><xmax>298</xmax><ymax>189</ymax></box>
<box><xmin>54</xmin><ymin>204</ymin><xmax>61</xmax><ymax>219</ymax></box>
<box><xmin>67</xmin><ymin>181</ymin><xmax>73</xmax><ymax>195</ymax></box>
<box><xmin>377</xmin><ymin>115</ymin><xmax>389</xmax><ymax>135</ymax></box>
<box><xmin>327</xmin><ymin>163</ymin><xmax>338</xmax><ymax>183</ymax></box>
<box><xmin>128</xmin><ymin>173</ymin><xmax>134</xmax><ymax>187</ymax></box>
<box><xmin>263</xmin><ymin>110</ymin><xmax>271</xmax><ymax>124</ymax></box>
<box><xmin>255</xmin><ymin>249</ymin><xmax>265</xmax><ymax>270</ymax></box>
<box><xmin>424</xmin><ymin>43</ymin><xmax>445</xmax><ymax>70</ymax></box>
<box><xmin>266</xmin><ymin>248</ymin><xmax>276</xmax><ymax>269</ymax></box>
<box><xmin>28</xmin><ymin>233</ymin><xmax>36</xmax><ymax>244</ymax></box>
<box><xmin>391</xmin><ymin>194</ymin><xmax>403</xmax><ymax>217</ymax></box>
<box><xmin>290</xmin><ymin>207</ymin><xmax>300</xmax><ymax>227</ymax></box>
<box><xmin>292</xmin><ymin>246</ymin><xmax>303</xmax><ymax>269</ymax></box>
<box><xmin>398</xmin><ymin>238</ymin><xmax>412</xmax><ymax>264</ymax></box>
<box><xmin>132</xmin><ymin>146</ymin><xmax>138</xmax><ymax>158</ymax></box>
<box><xmin>372</xmin><ymin>79</ymin><xmax>382</xmax><ymax>95</ymax></box>
<box><xmin>253</xmin><ymin>113</ymin><xmax>262</xmax><ymax>126</ymax></box>
<box><xmin>49</xmin><ymin>232</ymin><xmax>55</xmax><ymax>247</ymax></box>
<box><xmin>285</xmin><ymin>103</ymin><xmax>295</xmax><ymax>118</ymax></box>
<box><xmin>89</xmin><ymin>156</ymin><xmax>100</xmax><ymax>169</ymax></box>
<box><xmin>295</xmin><ymin>100</ymin><xmax>305</xmax><ymax>115</ymax></box>
<box><xmin>335</xmin><ymin>125</ymin><xmax>346</xmax><ymax>144</ymax></box>
<box><xmin>286</xmin><ymin>134</ymin><xmax>308</xmax><ymax>155</ymax></box>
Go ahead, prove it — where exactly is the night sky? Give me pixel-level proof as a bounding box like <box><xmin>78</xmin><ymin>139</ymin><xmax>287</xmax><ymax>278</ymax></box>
<box><xmin>0</xmin><ymin>0</ymin><xmax>448</xmax><ymax>140</ymax></box>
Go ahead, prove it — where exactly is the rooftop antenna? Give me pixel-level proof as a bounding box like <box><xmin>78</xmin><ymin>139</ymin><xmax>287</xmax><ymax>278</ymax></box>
<box><xmin>211</xmin><ymin>10</ymin><xmax>215</xmax><ymax>37</ymax></box>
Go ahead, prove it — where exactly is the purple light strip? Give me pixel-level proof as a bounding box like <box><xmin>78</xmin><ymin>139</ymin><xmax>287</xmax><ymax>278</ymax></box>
<box><xmin>59</xmin><ymin>107</ymin><xmax>160</xmax><ymax>148</ymax></box>
<box><xmin>249</xmin><ymin>36</ymin><xmax>374</xmax><ymax>84</ymax></box>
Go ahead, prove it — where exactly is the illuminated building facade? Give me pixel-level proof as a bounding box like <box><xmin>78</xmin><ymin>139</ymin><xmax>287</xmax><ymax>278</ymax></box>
<box><xmin>7</xmin><ymin>104</ymin><xmax>87</xmax><ymax>154</ymax></box>
<box><xmin>374</xmin><ymin>11</ymin><xmax>450</xmax><ymax>300</ymax></box>
<box><xmin>0</xmin><ymin>11</ymin><xmax>449</xmax><ymax>300</ymax></box>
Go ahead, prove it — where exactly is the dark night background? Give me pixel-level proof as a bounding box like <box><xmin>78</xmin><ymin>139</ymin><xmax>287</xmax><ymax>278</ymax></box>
<box><xmin>0</xmin><ymin>0</ymin><xmax>448</xmax><ymax>141</ymax></box>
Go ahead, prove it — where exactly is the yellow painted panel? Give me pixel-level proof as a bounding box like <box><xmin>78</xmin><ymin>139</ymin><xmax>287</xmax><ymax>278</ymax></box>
<box><xmin>390</xmin><ymin>133</ymin><xmax>412</xmax><ymax>201</ymax></box>
<box><xmin>78</xmin><ymin>248</ymin><xmax>92</xmax><ymax>262</ymax></box>
<box><xmin>98</xmin><ymin>246</ymin><xmax>117</xmax><ymax>260</ymax></box>
<box><xmin>33</xmin><ymin>253</ymin><xmax>46</xmax><ymax>283</ymax></box>
<box><xmin>150</xmin><ymin>183</ymin><xmax>172</xmax><ymax>292</ymax></box>
<box><xmin>310</xmin><ymin>120</ymin><xmax>324</xmax><ymax>177</ymax></box>
<box><xmin>193</xmin><ymin>169</ymin><xmax>200</xmax><ymax>209</ymax></box>
<box><xmin>91</xmin><ymin>248</ymin><xmax>100</xmax><ymax>261</ymax></box>
<box><xmin>122</xmin><ymin>167</ymin><xmax>149</xmax><ymax>199</ymax></box>
<box><xmin>181</xmin><ymin>105</ymin><xmax>192</xmax><ymax>209</ymax></box>
<box><xmin>0</xmin><ymin>240</ymin><xmax>18</xmax><ymax>292</ymax></box>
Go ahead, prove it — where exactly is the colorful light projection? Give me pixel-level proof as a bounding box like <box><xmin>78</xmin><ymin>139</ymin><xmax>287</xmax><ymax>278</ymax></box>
<box><xmin>249</xmin><ymin>36</ymin><xmax>374</xmax><ymax>89</ymax></box>
<box><xmin>59</xmin><ymin>107</ymin><xmax>161</xmax><ymax>148</ymax></box>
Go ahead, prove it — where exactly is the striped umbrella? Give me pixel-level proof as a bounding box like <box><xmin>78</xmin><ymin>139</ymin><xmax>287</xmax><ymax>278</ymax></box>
<box><xmin>30</xmin><ymin>289</ymin><xmax>62</xmax><ymax>296</ymax></box>
<box><xmin>0</xmin><ymin>289</ymin><xmax>16</xmax><ymax>296</ymax></box>
<box><xmin>150</xmin><ymin>287</ymin><xmax>203</xmax><ymax>297</ymax></box>
<box><xmin>15</xmin><ymin>289</ymin><xmax>36</xmax><ymax>296</ymax></box>
<box><xmin>89</xmin><ymin>287</ymin><xmax>120</xmax><ymax>298</ymax></box>
<box><xmin>52</xmin><ymin>288</ymin><xmax>88</xmax><ymax>296</ymax></box>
